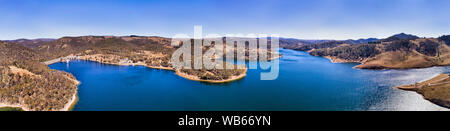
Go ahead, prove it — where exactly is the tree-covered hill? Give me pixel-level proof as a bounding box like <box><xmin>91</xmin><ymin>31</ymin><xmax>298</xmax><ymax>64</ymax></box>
<box><xmin>0</xmin><ymin>41</ymin><xmax>78</xmax><ymax>111</ymax></box>
<box><xmin>281</xmin><ymin>33</ymin><xmax>450</xmax><ymax>69</ymax></box>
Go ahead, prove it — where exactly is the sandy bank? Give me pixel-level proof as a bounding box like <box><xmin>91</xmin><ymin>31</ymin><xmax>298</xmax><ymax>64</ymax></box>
<box><xmin>60</xmin><ymin>91</ymin><xmax>78</xmax><ymax>111</ymax></box>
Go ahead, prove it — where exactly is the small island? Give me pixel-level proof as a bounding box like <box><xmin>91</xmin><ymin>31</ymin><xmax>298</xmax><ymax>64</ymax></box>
<box><xmin>396</xmin><ymin>74</ymin><xmax>450</xmax><ymax>108</ymax></box>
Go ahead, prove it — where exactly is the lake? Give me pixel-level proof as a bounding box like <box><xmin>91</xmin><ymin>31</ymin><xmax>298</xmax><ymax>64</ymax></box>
<box><xmin>49</xmin><ymin>49</ymin><xmax>449</xmax><ymax>111</ymax></box>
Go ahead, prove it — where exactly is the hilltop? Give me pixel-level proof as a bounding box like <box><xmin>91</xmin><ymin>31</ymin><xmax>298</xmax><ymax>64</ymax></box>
<box><xmin>397</xmin><ymin>74</ymin><xmax>450</xmax><ymax>108</ymax></box>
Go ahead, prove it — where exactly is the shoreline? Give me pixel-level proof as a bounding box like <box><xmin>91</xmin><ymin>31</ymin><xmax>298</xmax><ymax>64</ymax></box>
<box><xmin>77</xmin><ymin>56</ymin><xmax>175</xmax><ymax>71</ymax></box>
<box><xmin>395</xmin><ymin>74</ymin><xmax>450</xmax><ymax>109</ymax></box>
<box><xmin>395</xmin><ymin>74</ymin><xmax>445</xmax><ymax>91</ymax></box>
<box><xmin>60</xmin><ymin>75</ymin><xmax>81</xmax><ymax>111</ymax></box>
<box><xmin>0</xmin><ymin>72</ymin><xmax>80</xmax><ymax>111</ymax></box>
<box><xmin>323</xmin><ymin>56</ymin><xmax>362</xmax><ymax>64</ymax></box>
<box><xmin>396</xmin><ymin>74</ymin><xmax>449</xmax><ymax>90</ymax></box>
<box><xmin>33</xmin><ymin>55</ymin><xmax>250</xmax><ymax>111</ymax></box>
<box><xmin>94</xmin><ymin>59</ymin><xmax>248</xmax><ymax>83</ymax></box>
<box><xmin>268</xmin><ymin>54</ymin><xmax>283</xmax><ymax>61</ymax></box>
<box><xmin>175</xmin><ymin>68</ymin><xmax>248</xmax><ymax>83</ymax></box>
<box><xmin>0</xmin><ymin>103</ymin><xmax>27</xmax><ymax>111</ymax></box>
<box><xmin>298</xmin><ymin>48</ymin><xmax>446</xmax><ymax>70</ymax></box>
<box><xmin>0</xmin><ymin>93</ymin><xmax>78</xmax><ymax>111</ymax></box>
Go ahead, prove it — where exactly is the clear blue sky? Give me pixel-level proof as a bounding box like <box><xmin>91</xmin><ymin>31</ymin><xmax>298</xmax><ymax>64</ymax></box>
<box><xmin>1</xmin><ymin>0</ymin><xmax>449</xmax><ymax>40</ymax></box>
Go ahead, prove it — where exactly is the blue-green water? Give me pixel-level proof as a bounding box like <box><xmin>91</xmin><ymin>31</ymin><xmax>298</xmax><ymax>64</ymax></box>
<box><xmin>49</xmin><ymin>49</ymin><xmax>449</xmax><ymax>111</ymax></box>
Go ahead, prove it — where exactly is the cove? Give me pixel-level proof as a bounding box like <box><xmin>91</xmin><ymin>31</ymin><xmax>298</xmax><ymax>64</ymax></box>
<box><xmin>49</xmin><ymin>49</ymin><xmax>449</xmax><ymax>111</ymax></box>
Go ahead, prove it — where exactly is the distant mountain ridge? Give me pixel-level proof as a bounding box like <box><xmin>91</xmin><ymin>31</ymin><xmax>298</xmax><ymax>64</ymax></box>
<box><xmin>391</xmin><ymin>33</ymin><xmax>420</xmax><ymax>39</ymax></box>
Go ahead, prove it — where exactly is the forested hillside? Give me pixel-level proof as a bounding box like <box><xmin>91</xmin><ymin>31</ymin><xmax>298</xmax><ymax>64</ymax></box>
<box><xmin>36</xmin><ymin>36</ymin><xmax>247</xmax><ymax>82</ymax></box>
<box><xmin>281</xmin><ymin>34</ymin><xmax>450</xmax><ymax>69</ymax></box>
<box><xmin>0</xmin><ymin>41</ymin><xmax>78</xmax><ymax>111</ymax></box>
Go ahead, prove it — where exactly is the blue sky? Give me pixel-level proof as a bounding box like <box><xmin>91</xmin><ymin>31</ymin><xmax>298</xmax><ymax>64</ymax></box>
<box><xmin>1</xmin><ymin>0</ymin><xmax>449</xmax><ymax>40</ymax></box>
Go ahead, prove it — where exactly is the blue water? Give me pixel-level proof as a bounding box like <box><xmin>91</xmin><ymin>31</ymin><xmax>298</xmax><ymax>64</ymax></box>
<box><xmin>49</xmin><ymin>49</ymin><xmax>449</xmax><ymax>111</ymax></box>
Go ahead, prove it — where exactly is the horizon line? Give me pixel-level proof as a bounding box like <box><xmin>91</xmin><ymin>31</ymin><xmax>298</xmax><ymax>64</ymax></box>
<box><xmin>1</xmin><ymin>33</ymin><xmax>448</xmax><ymax>41</ymax></box>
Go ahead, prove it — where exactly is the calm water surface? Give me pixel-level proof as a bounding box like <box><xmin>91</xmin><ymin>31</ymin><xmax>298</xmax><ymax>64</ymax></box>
<box><xmin>49</xmin><ymin>49</ymin><xmax>449</xmax><ymax>111</ymax></box>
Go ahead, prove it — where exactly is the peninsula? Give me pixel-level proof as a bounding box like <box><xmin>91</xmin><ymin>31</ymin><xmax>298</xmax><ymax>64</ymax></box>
<box><xmin>2</xmin><ymin>33</ymin><xmax>450</xmax><ymax>111</ymax></box>
<box><xmin>396</xmin><ymin>74</ymin><xmax>450</xmax><ymax>108</ymax></box>
<box><xmin>45</xmin><ymin>53</ymin><xmax>248</xmax><ymax>83</ymax></box>
<box><xmin>285</xmin><ymin>33</ymin><xmax>450</xmax><ymax>69</ymax></box>
<box><xmin>37</xmin><ymin>36</ymin><xmax>251</xmax><ymax>83</ymax></box>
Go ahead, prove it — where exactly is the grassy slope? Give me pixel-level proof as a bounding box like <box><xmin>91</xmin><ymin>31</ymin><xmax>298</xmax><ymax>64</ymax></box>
<box><xmin>37</xmin><ymin>36</ymin><xmax>249</xmax><ymax>82</ymax></box>
<box><xmin>397</xmin><ymin>74</ymin><xmax>450</xmax><ymax>108</ymax></box>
